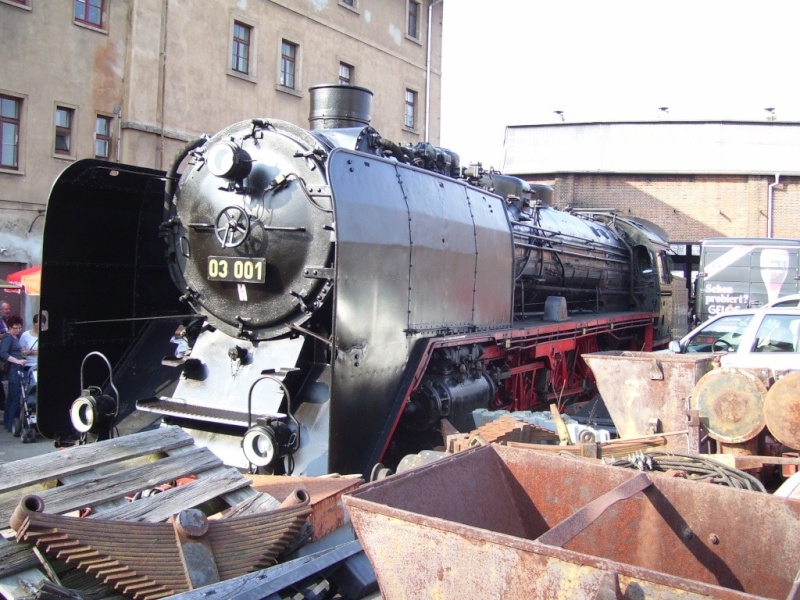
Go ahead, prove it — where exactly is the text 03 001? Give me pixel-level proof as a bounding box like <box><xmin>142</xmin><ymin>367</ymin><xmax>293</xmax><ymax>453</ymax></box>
<box><xmin>207</xmin><ymin>257</ymin><xmax>266</xmax><ymax>283</ymax></box>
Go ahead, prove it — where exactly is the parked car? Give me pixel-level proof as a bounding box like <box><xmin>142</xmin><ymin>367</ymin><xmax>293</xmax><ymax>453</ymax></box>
<box><xmin>668</xmin><ymin>309</ymin><xmax>757</xmax><ymax>354</ymax></box>
<box><xmin>764</xmin><ymin>293</ymin><xmax>800</xmax><ymax>308</ymax></box>
<box><xmin>668</xmin><ymin>307</ymin><xmax>800</xmax><ymax>372</ymax></box>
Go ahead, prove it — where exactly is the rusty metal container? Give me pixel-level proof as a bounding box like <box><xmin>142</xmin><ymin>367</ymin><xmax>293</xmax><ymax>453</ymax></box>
<box><xmin>583</xmin><ymin>351</ymin><xmax>721</xmax><ymax>451</ymax></box>
<box><xmin>344</xmin><ymin>444</ymin><xmax>800</xmax><ymax>600</ymax></box>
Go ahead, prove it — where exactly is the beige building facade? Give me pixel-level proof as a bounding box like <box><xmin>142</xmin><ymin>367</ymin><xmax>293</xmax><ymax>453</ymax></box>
<box><xmin>503</xmin><ymin>121</ymin><xmax>800</xmax><ymax>245</ymax></box>
<box><xmin>0</xmin><ymin>0</ymin><xmax>445</xmax><ymax>300</ymax></box>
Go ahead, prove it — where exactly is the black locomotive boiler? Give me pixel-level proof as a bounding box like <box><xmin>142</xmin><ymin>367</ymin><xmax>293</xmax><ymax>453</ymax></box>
<box><xmin>38</xmin><ymin>85</ymin><xmax>681</xmax><ymax>477</ymax></box>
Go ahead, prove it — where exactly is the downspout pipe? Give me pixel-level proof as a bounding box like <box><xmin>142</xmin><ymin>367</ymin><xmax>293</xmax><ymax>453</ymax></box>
<box><xmin>424</xmin><ymin>0</ymin><xmax>443</xmax><ymax>142</ymax></box>
<box><xmin>768</xmin><ymin>173</ymin><xmax>781</xmax><ymax>238</ymax></box>
<box><xmin>156</xmin><ymin>0</ymin><xmax>169</xmax><ymax>170</ymax></box>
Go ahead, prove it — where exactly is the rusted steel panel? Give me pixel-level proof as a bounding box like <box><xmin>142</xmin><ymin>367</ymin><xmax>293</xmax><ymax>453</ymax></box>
<box><xmin>246</xmin><ymin>474</ymin><xmax>363</xmax><ymax>541</ymax></box>
<box><xmin>583</xmin><ymin>351</ymin><xmax>721</xmax><ymax>451</ymax></box>
<box><xmin>345</xmin><ymin>444</ymin><xmax>800</xmax><ymax>600</ymax></box>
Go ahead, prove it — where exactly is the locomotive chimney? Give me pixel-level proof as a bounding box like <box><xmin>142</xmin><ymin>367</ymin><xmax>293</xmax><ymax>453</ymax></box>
<box><xmin>309</xmin><ymin>84</ymin><xmax>373</xmax><ymax>130</ymax></box>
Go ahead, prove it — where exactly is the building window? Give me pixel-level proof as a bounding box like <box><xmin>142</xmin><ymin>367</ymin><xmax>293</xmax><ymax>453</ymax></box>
<box><xmin>55</xmin><ymin>106</ymin><xmax>74</xmax><ymax>155</ymax></box>
<box><xmin>0</xmin><ymin>95</ymin><xmax>21</xmax><ymax>169</ymax></box>
<box><xmin>95</xmin><ymin>115</ymin><xmax>112</xmax><ymax>159</ymax></box>
<box><xmin>341</xmin><ymin>0</ymin><xmax>355</xmax><ymax>6</ymax></box>
<box><xmin>339</xmin><ymin>62</ymin><xmax>353</xmax><ymax>86</ymax></box>
<box><xmin>231</xmin><ymin>21</ymin><xmax>252</xmax><ymax>75</ymax></box>
<box><xmin>280</xmin><ymin>40</ymin><xmax>297</xmax><ymax>90</ymax></box>
<box><xmin>74</xmin><ymin>0</ymin><xmax>103</xmax><ymax>28</ymax></box>
<box><xmin>407</xmin><ymin>1</ymin><xmax>420</xmax><ymax>39</ymax></box>
<box><xmin>405</xmin><ymin>89</ymin><xmax>417</xmax><ymax>129</ymax></box>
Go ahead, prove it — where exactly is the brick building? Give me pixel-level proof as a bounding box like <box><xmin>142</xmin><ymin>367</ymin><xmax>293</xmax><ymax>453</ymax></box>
<box><xmin>503</xmin><ymin>120</ymin><xmax>800</xmax><ymax>277</ymax></box>
<box><xmin>0</xmin><ymin>0</ymin><xmax>445</xmax><ymax>318</ymax></box>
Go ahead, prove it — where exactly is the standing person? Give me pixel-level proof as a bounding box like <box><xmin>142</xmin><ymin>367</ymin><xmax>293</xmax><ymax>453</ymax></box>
<box><xmin>0</xmin><ymin>301</ymin><xmax>11</xmax><ymax>325</ymax></box>
<box><xmin>170</xmin><ymin>325</ymin><xmax>189</xmax><ymax>358</ymax></box>
<box><xmin>0</xmin><ymin>301</ymin><xmax>10</xmax><ymax>412</ymax></box>
<box><xmin>0</xmin><ymin>316</ymin><xmax>27</xmax><ymax>433</ymax></box>
<box><xmin>20</xmin><ymin>313</ymin><xmax>44</xmax><ymax>371</ymax></box>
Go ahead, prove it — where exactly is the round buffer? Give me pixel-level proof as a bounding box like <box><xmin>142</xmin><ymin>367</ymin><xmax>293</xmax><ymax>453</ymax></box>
<box><xmin>763</xmin><ymin>371</ymin><xmax>800</xmax><ymax>450</ymax></box>
<box><xmin>693</xmin><ymin>368</ymin><xmax>767</xmax><ymax>443</ymax></box>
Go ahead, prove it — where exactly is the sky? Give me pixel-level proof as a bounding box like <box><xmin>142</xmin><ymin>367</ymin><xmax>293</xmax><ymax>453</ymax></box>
<box><xmin>440</xmin><ymin>1</ymin><xmax>800</xmax><ymax>170</ymax></box>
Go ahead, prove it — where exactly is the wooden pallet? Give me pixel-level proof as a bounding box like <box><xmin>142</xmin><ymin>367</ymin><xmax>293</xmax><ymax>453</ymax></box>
<box><xmin>0</xmin><ymin>426</ymin><xmax>267</xmax><ymax>599</ymax></box>
<box><xmin>0</xmin><ymin>426</ymin><xmax>260</xmax><ymax>525</ymax></box>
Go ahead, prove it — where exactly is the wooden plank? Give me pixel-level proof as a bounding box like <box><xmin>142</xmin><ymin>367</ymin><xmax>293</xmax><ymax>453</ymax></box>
<box><xmin>70</xmin><ymin>444</ymin><xmax>211</xmax><ymax>514</ymax></box>
<box><xmin>0</xmin><ymin>446</ymin><xmax>221</xmax><ymax>521</ymax></box>
<box><xmin>223</xmin><ymin>493</ymin><xmax>283</xmax><ymax>518</ymax></box>
<box><xmin>167</xmin><ymin>540</ymin><xmax>364</xmax><ymax>600</ymax></box>
<box><xmin>0</xmin><ymin>427</ymin><xmax>194</xmax><ymax>493</ymax></box>
<box><xmin>218</xmin><ymin>486</ymin><xmax>261</xmax><ymax>509</ymax></box>
<box><xmin>0</xmin><ymin>538</ymin><xmax>38</xmax><ymax>578</ymax></box>
<box><xmin>91</xmin><ymin>467</ymin><xmax>253</xmax><ymax>522</ymax></box>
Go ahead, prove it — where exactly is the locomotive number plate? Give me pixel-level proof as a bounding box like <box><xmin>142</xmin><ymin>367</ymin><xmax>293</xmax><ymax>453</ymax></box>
<box><xmin>207</xmin><ymin>256</ymin><xmax>266</xmax><ymax>283</ymax></box>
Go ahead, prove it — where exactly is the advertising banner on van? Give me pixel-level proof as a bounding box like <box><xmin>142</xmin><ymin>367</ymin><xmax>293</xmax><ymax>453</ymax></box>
<box><xmin>697</xmin><ymin>240</ymin><xmax>800</xmax><ymax>322</ymax></box>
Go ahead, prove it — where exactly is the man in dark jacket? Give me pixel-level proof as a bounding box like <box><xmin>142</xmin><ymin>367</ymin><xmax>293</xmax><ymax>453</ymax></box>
<box><xmin>0</xmin><ymin>301</ymin><xmax>9</xmax><ymax>410</ymax></box>
<box><xmin>1</xmin><ymin>316</ymin><xmax>27</xmax><ymax>432</ymax></box>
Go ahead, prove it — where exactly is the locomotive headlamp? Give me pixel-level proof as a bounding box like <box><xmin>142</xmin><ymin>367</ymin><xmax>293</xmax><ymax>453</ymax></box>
<box><xmin>70</xmin><ymin>352</ymin><xmax>120</xmax><ymax>441</ymax></box>
<box><xmin>242</xmin><ymin>419</ymin><xmax>294</xmax><ymax>467</ymax></box>
<box><xmin>70</xmin><ymin>389</ymin><xmax>117</xmax><ymax>434</ymax></box>
<box><xmin>206</xmin><ymin>141</ymin><xmax>252</xmax><ymax>181</ymax></box>
<box><xmin>242</xmin><ymin>425</ymin><xmax>278</xmax><ymax>467</ymax></box>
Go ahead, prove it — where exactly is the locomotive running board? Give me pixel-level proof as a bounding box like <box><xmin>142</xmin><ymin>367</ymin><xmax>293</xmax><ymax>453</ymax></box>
<box><xmin>136</xmin><ymin>397</ymin><xmax>283</xmax><ymax>427</ymax></box>
<box><xmin>135</xmin><ymin>330</ymin><xmax>303</xmax><ymax>427</ymax></box>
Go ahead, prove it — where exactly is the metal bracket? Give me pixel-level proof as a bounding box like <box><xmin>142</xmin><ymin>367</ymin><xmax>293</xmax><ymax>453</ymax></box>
<box><xmin>172</xmin><ymin>509</ymin><xmax>221</xmax><ymax>589</ymax></box>
<box><xmin>303</xmin><ymin>267</ymin><xmax>334</xmax><ymax>279</ymax></box>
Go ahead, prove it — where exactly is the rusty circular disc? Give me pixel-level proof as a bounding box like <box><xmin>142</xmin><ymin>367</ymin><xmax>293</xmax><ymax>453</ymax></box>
<box><xmin>764</xmin><ymin>371</ymin><xmax>800</xmax><ymax>450</ymax></box>
<box><xmin>693</xmin><ymin>368</ymin><xmax>767</xmax><ymax>443</ymax></box>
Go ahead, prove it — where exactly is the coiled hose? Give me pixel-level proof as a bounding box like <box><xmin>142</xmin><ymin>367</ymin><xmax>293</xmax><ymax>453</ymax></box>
<box><xmin>611</xmin><ymin>451</ymin><xmax>766</xmax><ymax>493</ymax></box>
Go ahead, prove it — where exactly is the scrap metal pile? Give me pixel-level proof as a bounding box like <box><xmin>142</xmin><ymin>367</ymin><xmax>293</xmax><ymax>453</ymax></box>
<box><xmin>0</xmin><ymin>428</ymin><xmax>374</xmax><ymax>600</ymax></box>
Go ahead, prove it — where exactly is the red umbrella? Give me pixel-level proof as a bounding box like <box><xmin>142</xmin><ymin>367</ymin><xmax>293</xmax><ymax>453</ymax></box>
<box><xmin>6</xmin><ymin>265</ymin><xmax>41</xmax><ymax>295</ymax></box>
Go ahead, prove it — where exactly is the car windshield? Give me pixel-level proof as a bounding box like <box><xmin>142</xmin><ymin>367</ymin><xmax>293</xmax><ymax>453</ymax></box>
<box><xmin>685</xmin><ymin>313</ymin><xmax>753</xmax><ymax>353</ymax></box>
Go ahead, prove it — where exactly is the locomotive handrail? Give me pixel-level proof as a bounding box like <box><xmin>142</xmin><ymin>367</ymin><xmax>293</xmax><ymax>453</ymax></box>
<box><xmin>288</xmin><ymin>323</ymin><xmax>333</xmax><ymax>347</ymax></box>
<box><xmin>511</xmin><ymin>233</ymin><xmax>629</xmax><ymax>257</ymax></box>
<box><xmin>508</xmin><ymin>218</ymin><xmax>630</xmax><ymax>250</ymax></box>
<box><xmin>511</xmin><ymin>231</ymin><xmax>630</xmax><ymax>256</ymax></box>
<box><xmin>69</xmin><ymin>315</ymin><xmax>192</xmax><ymax>326</ymax></box>
<box><xmin>512</xmin><ymin>239</ymin><xmax>631</xmax><ymax>265</ymax></box>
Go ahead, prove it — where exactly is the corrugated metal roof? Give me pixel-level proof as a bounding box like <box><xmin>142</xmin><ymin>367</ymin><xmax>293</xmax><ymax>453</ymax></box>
<box><xmin>502</xmin><ymin>121</ymin><xmax>800</xmax><ymax>176</ymax></box>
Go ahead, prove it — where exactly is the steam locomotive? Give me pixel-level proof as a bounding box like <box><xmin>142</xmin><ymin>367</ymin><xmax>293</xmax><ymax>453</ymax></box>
<box><xmin>38</xmin><ymin>85</ymin><xmax>682</xmax><ymax>478</ymax></box>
